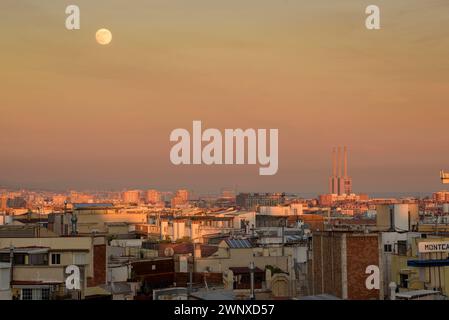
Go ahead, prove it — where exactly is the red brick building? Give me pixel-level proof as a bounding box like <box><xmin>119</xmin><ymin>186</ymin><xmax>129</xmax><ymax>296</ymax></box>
<box><xmin>87</xmin><ymin>243</ymin><xmax>107</xmax><ymax>287</ymax></box>
<box><xmin>311</xmin><ymin>231</ymin><xmax>383</xmax><ymax>299</ymax></box>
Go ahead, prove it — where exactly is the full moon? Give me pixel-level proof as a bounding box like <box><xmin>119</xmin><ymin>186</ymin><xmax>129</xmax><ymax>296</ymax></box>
<box><xmin>95</xmin><ymin>28</ymin><xmax>112</xmax><ymax>45</ymax></box>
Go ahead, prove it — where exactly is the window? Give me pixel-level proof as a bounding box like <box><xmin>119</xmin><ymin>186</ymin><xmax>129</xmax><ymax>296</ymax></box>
<box><xmin>73</xmin><ymin>253</ymin><xmax>86</xmax><ymax>265</ymax></box>
<box><xmin>29</xmin><ymin>253</ymin><xmax>48</xmax><ymax>265</ymax></box>
<box><xmin>22</xmin><ymin>289</ymin><xmax>33</xmax><ymax>300</ymax></box>
<box><xmin>41</xmin><ymin>288</ymin><xmax>50</xmax><ymax>300</ymax></box>
<box><xmin>0</xmin><ymin>253</ymin><xmax>10</xmax><ymax>262</ymax></box>
<box><xmin>51</xmin><ymin>253</ymin><xmax>61</xmax><ymax>265</ymax></box>
<box><xmin>22</xmin><ymin>288</ymin><xmax>51</xmax><ymax>300</ymax></box>
<box><xmin>33</xmin><ymin>288</ymin><xmax>42</xmax><ymax>300</ymax></box>
<box><xmin>384</xmin><ymin>244</ymin><xmax>392</xmax><ymax>252</ymax></box>
<box><xmin>400</xmin><ymin>274</ymin><xmax>409</xmax><ymax>288</ymax></box>
<box><xmin>14</xmin><ymin>254</ymin><xmax>26</xmax><ymax>265</ymax></box>
<box><xmin>397</xmin><ymin>241</ymin><xmax>408</xmax><ymax>256</ymax></box>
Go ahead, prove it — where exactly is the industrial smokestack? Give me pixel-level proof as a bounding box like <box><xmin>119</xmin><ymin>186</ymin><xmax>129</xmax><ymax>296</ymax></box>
<box><xmin>344</xmin><ymin>146</ymin><xmax>348</xmax><ymax>177</ymax></box>
<box><xmin>332</xmin><ymin>147</ymin><xmax>336</xmax><ymax>177</ymax></box>
<box><xmin>337</xmin><ymin>146</ymin><xmax>342</xmax><ymax>178</ymax></box>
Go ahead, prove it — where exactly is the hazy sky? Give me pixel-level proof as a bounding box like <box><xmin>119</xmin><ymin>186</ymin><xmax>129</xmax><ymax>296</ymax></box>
<box><xmin>1</xmin><ymin>0</ymin><xmax>449</xmax><ymax>194</ymax></box>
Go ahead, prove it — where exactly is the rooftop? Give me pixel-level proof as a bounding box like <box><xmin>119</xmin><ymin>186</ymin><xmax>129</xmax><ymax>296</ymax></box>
<box><xmin>0</xmin><ymin>246</ymin><xmax>49</xmax><ymax>254</ymax></box>
<box><xmin>224</xmin><ymin>238</ymin><xmax>253</xmax><ymax>249</ymax></box>
<box><xmin>73</xmin><ymin>203</ymin><xmax>114</xmax><ymax>210</ymax></box>
<box><xmin>190</xmin><ymin>289</ymin><xmax>235</xmax><ymax>300</ymax></box>
<box><xmin>396</xmin><ymin>290</ymin><xmax>441</xmax><ymax>299</ymax></box>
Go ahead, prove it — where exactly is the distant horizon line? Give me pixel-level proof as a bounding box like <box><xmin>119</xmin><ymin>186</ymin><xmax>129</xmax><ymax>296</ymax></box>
<box><xmin>0</xmin><ymin>185</ymin><xmax>441</xmax><ymax>198</ymax></box>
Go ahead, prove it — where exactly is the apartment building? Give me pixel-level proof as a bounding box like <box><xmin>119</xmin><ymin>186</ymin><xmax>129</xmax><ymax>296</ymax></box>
<box><xmin>388</xmin><ymin>234</ymin><xmax>449</xmax><ymax>297</ymax></box>
<box><xmin>48</xmin><ymin>203</ymin><xmax>147</xmax><ymax>236</ymax></box>
<box><xmin>160</xmin><ymin>216</ymin><xmax>237</xmax><ymax>243</ymax></box>
<box><xmin>236</xmin><ymin>193</ymin><xmax>285</xmax><ymax>210</ymax></box>
<box><xmin>0</xmin><ymin>236</ymin><xmax>106</xmax><ymax>300</ymax></box>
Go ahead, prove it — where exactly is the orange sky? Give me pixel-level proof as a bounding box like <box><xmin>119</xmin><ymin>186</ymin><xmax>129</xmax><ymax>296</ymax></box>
<box><xmin>1</xmin><ymin>0</ymin><xmax>449</xmax><ymax>194</ymax></box>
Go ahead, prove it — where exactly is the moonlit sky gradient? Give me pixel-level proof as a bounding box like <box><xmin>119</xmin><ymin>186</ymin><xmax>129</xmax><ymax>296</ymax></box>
<box><xmin>1</xmin><ymin>0</ymin><xmax>449</xmax><ymax>195</ymax></box>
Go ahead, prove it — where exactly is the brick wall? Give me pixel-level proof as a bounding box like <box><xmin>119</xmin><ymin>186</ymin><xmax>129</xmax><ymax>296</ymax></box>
<box><xmin>130</xmin><ymin>258</ymin><xmax>175</xmax><ymax>290</ymax></box>
<box><xmin>332</xmin><ymin>235</ymin><xmax>343</xmax><ymax>298</ymax></box>
<box><xmin>346</xmin><ymin>235</ymin><xmax>380</xmax><ymax>300</ymax></box>
<box><xmin>312</xmin><ymin>233</ymin><xmax>343</xmax><ymax>297</ymax></box>
<box><xmin>312</xmin><ymin>234</ymin><xmax>322</xmax><ymax>295</ymax></box>
<box><xmin>312</xmin><ymin>232</ymin><xmax>380</xmax><ymax>299</ymax></box>
<box><xmin>87</xmin><ymin>244</ymin><xmax>106</xmax><ymax>287</ymax></box>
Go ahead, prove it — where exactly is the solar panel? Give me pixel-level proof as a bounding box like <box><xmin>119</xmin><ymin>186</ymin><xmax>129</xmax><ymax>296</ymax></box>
<box><xmin>226</xmin><ymin>239</ymin><xmax>252</xmax><ymax>248</ymax></box>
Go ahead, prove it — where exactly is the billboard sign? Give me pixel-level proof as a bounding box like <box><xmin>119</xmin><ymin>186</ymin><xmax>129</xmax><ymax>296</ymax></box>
<box><xmin>418</xmin><ymin>242</ymin><xmax>449</xmax><ymax>253</ymax></box>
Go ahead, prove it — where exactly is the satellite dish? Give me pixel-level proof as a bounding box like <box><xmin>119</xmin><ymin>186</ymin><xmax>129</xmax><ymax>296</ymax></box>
<box><xmin>164</xmin><ymin>247</ymin><xmax>174</xmax><ymax>257</ymax></box>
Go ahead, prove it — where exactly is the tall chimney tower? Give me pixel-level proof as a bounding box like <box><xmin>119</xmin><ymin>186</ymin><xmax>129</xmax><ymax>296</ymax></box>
<box><xmin>332</xmin><ymin>147</ymin><xmax>337</xmax><ymax>177</ymax></box>
<box><xmin>329</xmin><ymin>148</ymin><xmax>338</xmax><ymax>194</ymax></box>
<box><xmin>337</xmin><ymin>147</ymin><xmax>342</xmax><ymax>178</ymax></box>
<box><xmin>344</xmin><ymin>146</ymin><xmax>348</xmax><ymax>177</ymax></box>
<box><xmin>342</xmin><ymin>146</ymin><xmax>352</xmax><ymax>195</ymax></box>
<box><xmin>329</xmin><ymin>146</ymin><xmax>353</xmax><ymax>196</ymax></box>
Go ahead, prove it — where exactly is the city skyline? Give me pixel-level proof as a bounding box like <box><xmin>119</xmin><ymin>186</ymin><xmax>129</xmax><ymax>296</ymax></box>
<box><xmin>0</xmin><ymin>183</ymin><xmax>443</xmax><ymax>199</ymax></box>
<box><xmin>3</xmin><ymin>0</ymin><xmax>449</xmax><ymax>306</ymax></box>
<box><xmin>1</xmin><ymin>0</ymin><xmax>449</xmax><ymax>193</ymax></box>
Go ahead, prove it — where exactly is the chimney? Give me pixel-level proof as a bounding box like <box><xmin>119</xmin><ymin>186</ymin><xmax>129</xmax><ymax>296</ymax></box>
<box><xmin>337</xmin><ymin>146</ymin><xmax>342</xmax><ymax>178</ymax></box>
<box><xmin>332</xmin><ymin>147</ymin><xmax>336</xmax><ymax>177</ymax></box>
<box><xmin>344</xmin><ymin>146</ymin><xmax>348</xmax><ymax>177</ymax></box>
